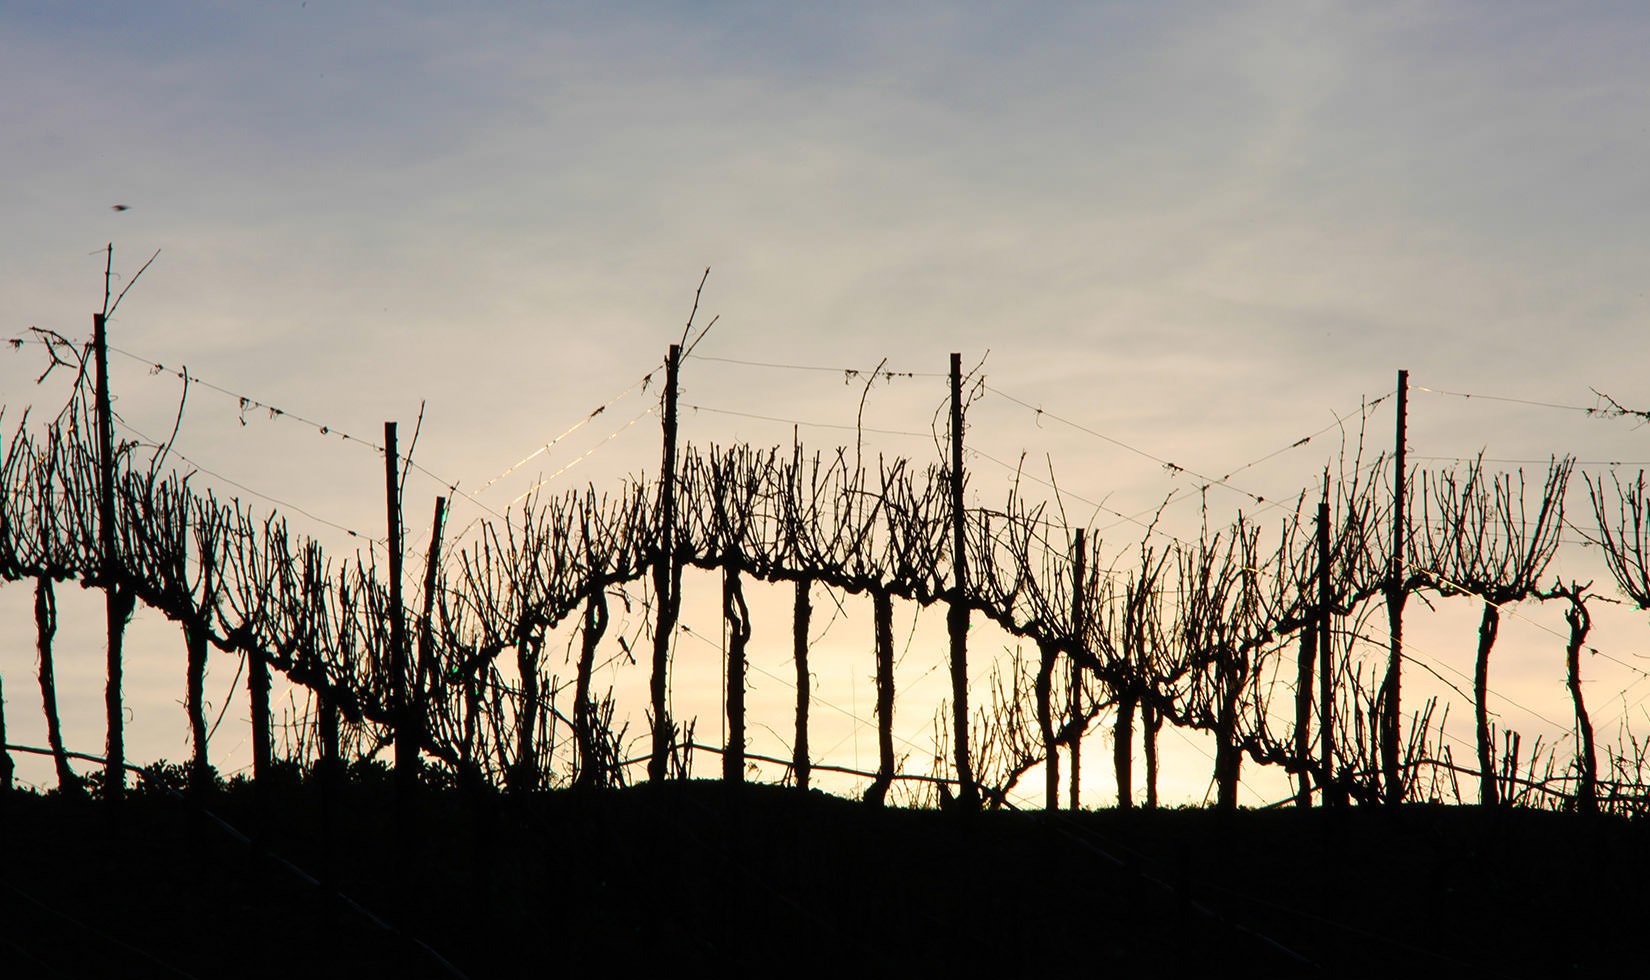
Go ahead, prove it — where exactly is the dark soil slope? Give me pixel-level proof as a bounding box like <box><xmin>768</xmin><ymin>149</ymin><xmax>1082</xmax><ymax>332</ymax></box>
<box><xmin>0</xmin><ymin>778</ymin><xmax>1643</xmax><ymax>978</ymax></box>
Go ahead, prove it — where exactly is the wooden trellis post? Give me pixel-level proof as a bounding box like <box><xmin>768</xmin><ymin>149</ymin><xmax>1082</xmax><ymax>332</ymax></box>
<box><xmin>649</xmin><ymin>343</ymin><xmax>681</xmax><ymax>782</ymax></box>
<box><xmin>1070</xmin><ymin>529</ymin><xmax>1085</xmax><ymax>811</ymax></box>
<box><xmin>414</xmin><ymin>495</ymin><xmax>447</xmax><ymax>765</ymax></box>
<box><xmin>1317</xmin><ymin>494</ymin><xmax>1339</xmax><ymax>805</ymax></box>
<box><xmin>384</xmin><ymin>421</ymin><xmax>416</xmax><ymax>815</ymax></box>
<box><xmin>1381</xmin><ymin>370</ymin><xmax>1408</xmax><ymax>805</ymax></box>
<box><xmin>95</xmin><ymin>310</ymin><xmax>132</xmax><ymax>803</ymax></box>
<box><xmin>948</xmin><ymin>352</ymin><xmax>978</xmax><ymax>809</ymax></box>
<box><xmin>248</xmin><ymin>646</ymin><xmax>271</xmax><ymax>786</ymax></box>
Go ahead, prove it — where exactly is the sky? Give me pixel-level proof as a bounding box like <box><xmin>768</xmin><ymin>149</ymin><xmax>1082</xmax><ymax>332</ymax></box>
<box><xmin>2</xmin><ymin>0</ymin><xmax>1649</xmax><ymax>805</ymax></box>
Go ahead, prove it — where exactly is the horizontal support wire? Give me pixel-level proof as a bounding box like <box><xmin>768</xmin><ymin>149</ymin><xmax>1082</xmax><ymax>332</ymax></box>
<box><xmin>683</xmin><ymin>402</ymin><xmax>928</xmax><ymax>438</ymax></box>
<box><xmin>686</xmin><ymin>352</ymin><xmax>946</xmax><ymax>378</ymax></box>
<box><xmin>115</xmin><ymin>418</ymin><xmax>386</xmax><ymax>551</ymax></box>
<box><xmin>1413</xmin><ymin>384</ymin><xmax>1601</xmax><ymax>415</ymax></box>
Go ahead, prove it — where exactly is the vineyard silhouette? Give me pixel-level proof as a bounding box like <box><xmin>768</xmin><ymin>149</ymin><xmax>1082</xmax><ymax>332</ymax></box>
<box><xmin>3</xmin><ymin>259</ymin><xmax>1649</xmax><ymax>974</ymax></box>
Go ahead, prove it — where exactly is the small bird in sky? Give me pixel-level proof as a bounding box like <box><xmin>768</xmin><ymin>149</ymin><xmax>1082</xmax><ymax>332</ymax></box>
<box><xmin>110</xmin><ymin>204</ymin><xmax>130</xmax><ymax>212</ymax></box>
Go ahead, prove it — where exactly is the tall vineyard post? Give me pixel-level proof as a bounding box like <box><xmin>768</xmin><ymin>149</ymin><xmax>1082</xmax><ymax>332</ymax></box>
<box><xmin>384</xmin><ymin>421</ymin><xmax>416</xmax><ymax>841</ymax></box>
<box><xmin>94</xmin><ymin>311</ymin><xmax>131</xmax><ymax>803</ymax></box>
<box><xmin>948</xmin><ymin>352</ymin><xmax>979</xmax><ymax>809</ymax></box>
<box><xmin>1317</xmin><ymin>494</ymin><xmax>1339</xmax><ymax>806</ymax></box>
<box><xmin>648</xmin><ymin>344</ymin><xmax>681</xmax><ymax>782</ymax></box>
<box><xmin>416</xmin><ymin>495</ymin><xmax>448</xmax><ymax>778</ymax></box>
<box><xmin>1293</xmin><ymin>505</ymin><xmax>1320</xmax><ymax>809</ymax></box>
<box><xmin>1380</xmin><ymin>369</ymin><xmax>1409</xmax><ymax>805</ymax></box>
<box><xmin>1070</xmin><ymin>529</ymin><xmax>1085</xmax><ymax>810</ymax></box>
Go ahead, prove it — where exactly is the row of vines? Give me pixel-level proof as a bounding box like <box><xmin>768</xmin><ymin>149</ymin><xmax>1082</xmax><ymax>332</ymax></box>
<box><xmin>4</xmin><ymin>324</ymin><xmax>1650</xmax><ymax>816</ymax></box>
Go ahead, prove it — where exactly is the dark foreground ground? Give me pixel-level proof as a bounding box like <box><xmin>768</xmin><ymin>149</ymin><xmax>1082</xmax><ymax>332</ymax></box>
<box><xmin>0</xmin><ymin>773</ymin><xmax>1643</xmax><ymax>978</ymax></box>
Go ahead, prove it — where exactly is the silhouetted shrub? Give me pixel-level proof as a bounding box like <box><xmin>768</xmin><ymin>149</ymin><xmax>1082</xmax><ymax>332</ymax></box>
<box><xmin>133</xmin><ymin>759</ymin><xmax>192</xmax><ymax>799</ymax></box>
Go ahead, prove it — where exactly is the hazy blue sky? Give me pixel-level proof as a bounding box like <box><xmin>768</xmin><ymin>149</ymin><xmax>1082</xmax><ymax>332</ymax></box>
<box><xmin>3</xmin><ymin>1</ymin><xmax>1648</xmax><ymax>803</ymax></box>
